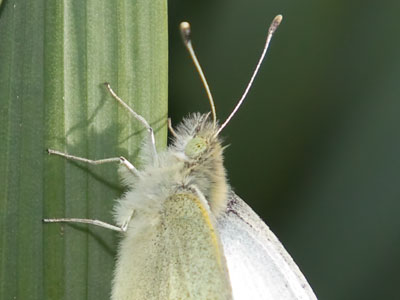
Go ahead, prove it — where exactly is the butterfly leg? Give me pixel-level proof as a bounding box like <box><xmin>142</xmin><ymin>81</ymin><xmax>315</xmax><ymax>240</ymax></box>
<box><xmin>44</xmin><ymin>210</ymin><xmax>134</xmax><ymax>232</ymax></box>
<box><xmin>167</xmin><ymin>117</ymin><xmax>178</xmax><ymax>138</ymax></box>
<box><xmin>47</xmin><ymin>148</ymin><xmax>140</xmax><ymax>177</ymax></box>
<box><xmin>43</xmin><ymin>218</ymin><xmax>124</xmax><ymax>232</ymax></box>
<box><xmin>104</xmin><ymin>83</ymin><xmax>158</xmax><ymax>164</ymax></box>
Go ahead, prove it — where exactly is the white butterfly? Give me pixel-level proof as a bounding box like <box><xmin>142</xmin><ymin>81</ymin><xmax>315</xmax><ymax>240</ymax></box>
<box><xmin>45</xmin><ymin>15</ymin><xmax>317</xmax><ymax>300</ymax></box>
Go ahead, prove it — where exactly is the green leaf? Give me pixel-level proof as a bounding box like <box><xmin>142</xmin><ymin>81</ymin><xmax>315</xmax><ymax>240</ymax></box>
<box><xmin>0</xmin><ymin>0</ymin><xmax>168</xmax><ymax>299</ymax></box>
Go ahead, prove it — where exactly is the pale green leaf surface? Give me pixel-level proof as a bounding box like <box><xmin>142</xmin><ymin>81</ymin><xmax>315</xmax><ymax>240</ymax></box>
<box><xmin>0</xmin><ymin>0</ymin><xmax>168</xmax><ymax>299</ymax></box>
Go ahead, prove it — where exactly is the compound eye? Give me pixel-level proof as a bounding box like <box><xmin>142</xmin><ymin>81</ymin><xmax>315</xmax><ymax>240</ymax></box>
<box><xmin>184</xmin><ymin>137</ymin><xmax>207</xmax><ymax>158</ymax></box>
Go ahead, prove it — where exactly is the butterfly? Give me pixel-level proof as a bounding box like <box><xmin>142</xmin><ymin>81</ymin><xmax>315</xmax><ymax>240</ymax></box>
<box><xmin>44</xmin><ymin>15</ymin><xmax>317</xmax><ymax>300</ymax></box>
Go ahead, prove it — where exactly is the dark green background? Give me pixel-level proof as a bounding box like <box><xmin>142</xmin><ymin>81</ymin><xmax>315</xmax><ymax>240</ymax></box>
<box><xmin>169</xmin><ymin>1</ymin><xmax>400</xmax><ymax>299</ymax></box>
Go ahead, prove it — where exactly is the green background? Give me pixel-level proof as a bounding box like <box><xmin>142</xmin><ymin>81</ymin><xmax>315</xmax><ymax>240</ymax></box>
<box><xmin>169</xmin><ymin>1</ymin><xmax>400</xmax><ymax>299</ymax></box>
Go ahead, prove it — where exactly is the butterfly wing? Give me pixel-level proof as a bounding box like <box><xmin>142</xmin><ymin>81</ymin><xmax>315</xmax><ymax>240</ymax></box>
<box><xmin>112</xmin><ymin>192</ymin><xmax>232</xmax><ymax>300</ymax></box>
<box><xmin>216</xmin><ymin>191</ymin><xmax>317</xmax><ymax>300</ymax></box>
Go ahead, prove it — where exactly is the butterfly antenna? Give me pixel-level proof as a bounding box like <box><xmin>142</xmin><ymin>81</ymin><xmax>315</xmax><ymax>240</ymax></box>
<box><xmin>180</xmin><ymin>22</ymin><xmax>217</xmax><ymax>125</ymax></box>
<box><xmin>216</xmin><ymin>14</ymin><xmax>283</xmax><ymax>135</ymax></box>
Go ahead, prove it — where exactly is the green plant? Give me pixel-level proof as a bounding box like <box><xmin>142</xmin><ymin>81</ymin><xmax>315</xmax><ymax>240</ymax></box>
<box><xmin>0</xmin><ymin>1</ymin><xmax>168</xmax><ymax>299</ymax></box>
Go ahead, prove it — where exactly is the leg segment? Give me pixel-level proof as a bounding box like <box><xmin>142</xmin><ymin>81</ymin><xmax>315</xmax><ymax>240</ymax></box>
<box><xmin>43</xmin><ymin>218</ymin><xmax>126</xmax><ymax>232</ymax></box>
<box><xmin>104</xmin><ymin>83</ymin><xmax>158</xmax><ymax>164</ymax></box>
<box><xmin>47</xmin><ymin>149</ymin><xmax>140</xmax><ymax>176</ymax></box>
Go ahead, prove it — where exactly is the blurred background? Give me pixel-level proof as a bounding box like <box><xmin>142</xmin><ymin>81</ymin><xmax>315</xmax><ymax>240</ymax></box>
<box><xmin>168</xmin><ymin>1</ymin><xmax>400</xmax><ymax>299</ymax></box>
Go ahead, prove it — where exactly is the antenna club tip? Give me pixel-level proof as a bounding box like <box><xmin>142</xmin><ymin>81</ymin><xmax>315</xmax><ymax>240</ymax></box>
<box><xmin>275</xmin><ymin>14</ymin><xmax>283</xmax><ymax>23</ymax></box>
<box><xmin>269</xmin><ymin>14</ymin><xmax>283</xmax><ymax>34</ymax></box>
<box><xmin>180</xmin><ymin>21</ymin><xmax>190</xmax><ymax>31</ymax></box>
<box><xmin>179</xmin><ymin>21</ymin><xmax>192</xmax><ymax>42</ymax></box>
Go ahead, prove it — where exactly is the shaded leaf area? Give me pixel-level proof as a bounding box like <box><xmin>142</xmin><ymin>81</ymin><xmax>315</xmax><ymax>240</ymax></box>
<box><xmin>0</xmin><ymin>0</ymin><xmax>168</xmax><ymax>299</ymax></box>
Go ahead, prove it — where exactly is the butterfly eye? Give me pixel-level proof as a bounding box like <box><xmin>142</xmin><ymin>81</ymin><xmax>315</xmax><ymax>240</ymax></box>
<box><xmin>185</xmin><ymin>137</ymin><xmax>208</xmax><ymax>158</ymax></box>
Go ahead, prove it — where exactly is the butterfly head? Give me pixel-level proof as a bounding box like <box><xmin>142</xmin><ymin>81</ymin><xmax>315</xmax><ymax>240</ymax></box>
<box><xmin>172</xmin><ymin>112</ymin><xmax>228</xmax><ymax>215</ymax></box>
<box><xmin>173</xmin><ymin>112</ymin><xmax>222</xmax><ymax>161</ymax></box>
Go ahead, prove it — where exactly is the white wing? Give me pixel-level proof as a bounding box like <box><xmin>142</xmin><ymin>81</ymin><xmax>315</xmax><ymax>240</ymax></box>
<box><xmin>217</xmin><ymin>191</ymin><xmax>317</xmax><ymax>300</ymax></box>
